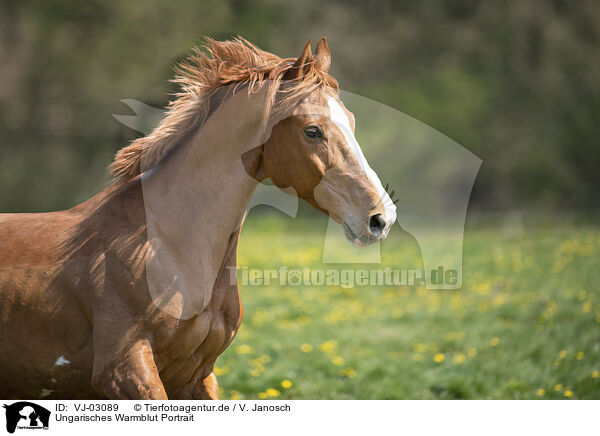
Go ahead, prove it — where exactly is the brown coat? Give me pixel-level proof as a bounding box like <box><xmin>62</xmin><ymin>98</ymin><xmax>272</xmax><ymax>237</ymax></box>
<box><xmin>0</xmin><ymin>179</ymin><xmax>240</xmax><ymax>399</ymax></box>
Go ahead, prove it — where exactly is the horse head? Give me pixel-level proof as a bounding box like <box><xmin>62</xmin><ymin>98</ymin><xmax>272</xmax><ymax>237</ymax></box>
<box><xmin>248</xmin><ymin>38</ymin><xmax>397</xmax><ymax>247</ymax></box>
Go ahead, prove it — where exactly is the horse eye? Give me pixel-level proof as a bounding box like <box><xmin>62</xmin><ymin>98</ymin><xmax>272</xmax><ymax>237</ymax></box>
<box><xmin>304</xmin><ymin>126</ymin><xmax>323</xmax><ymax>139</ymax></box>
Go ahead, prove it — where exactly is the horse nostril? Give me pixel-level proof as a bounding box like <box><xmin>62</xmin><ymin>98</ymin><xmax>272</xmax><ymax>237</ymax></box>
<box><xmin>368</xmin><ymin>213</ymin><xmax>386</xmax><ymax>237</ymax></box>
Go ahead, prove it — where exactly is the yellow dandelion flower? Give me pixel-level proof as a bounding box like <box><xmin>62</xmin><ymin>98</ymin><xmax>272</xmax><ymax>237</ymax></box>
<box><xmin>551</xmin><ymin>261</ymin><xmax>563</xmax><ymax>273</ymax></box>
<box><xmin>266</xmin><ymin>388</ymin><xmax>281</xmax><ymax>397</ymax></box>
<box><xmin>583</xmin><ymin>301</ymin><xmax>592</xmax><ymax>313</ymax></box>
<box><xmin>554</xmin><ymin>384</ymin><xmax>563</xmax><ymax>391</ymax></box>
<box><xmin>591</xmin><ymin>370</ymin><xmax>600</xmax><ymax>378</ymax></box>
<box><xmin>536</xmin><ymin>389</ymin><xmax>545</xmax><ymax>397</ymax></box>
<box><xmin>298</xmin><ymin>315</ymin><xmax>311</xmax><ymax>325</ymax></box>
<box><xmin>250</xmin><ymin>369</ymin><xmax>261</xmax><ymax>377</ymax></box>
<box><xmin>258</xmin><ymin>392</ymin><xmax>268</xmax><ymax>399</ymax></box>
<box><xmin>391</xmin><ymin>308</ymin><xmax>404</xmax><ymax>319</ymax></box>
<box><xmin>412</xmin><ymin>353</ymin><xmax>424</xmax><ymax>362</ymax></box>
<box><xmin>339</xmin><ymin>367</ymin><xmax>357</xmax><ymax>378</ymax></box>
<box><xmin>214</xmin><ymin>365</ymin><xmax>230</xmax><ymax>376</ymax></box>
<box><xmin>235</xmin><ymin>344</ymin><xmax>252</xmax><ymax>355</ymax></box>
<box><xmin>559</xmin><ymin>350</ymin><xmax>567</xmax><ymax>358</ymax></box>
<box><xmin>319</xmin><ymin>340</ymin><xmax>338</xmax><ymax>353</ymax></box>
<box><xmin>300</xmin><ymin>343</ymin><xmax>313</xmax><ymax>353</ymax></box>
<box><xmin>331</xmin><ymin>356</ymin><xmax>345</xmax><ymax>366</ymax></box>
<box><xmin>490</xmin><ymin>337</ymin><xmax>500</xmax><ymax>347</ymax></box>
<box><xmin>444</xmin><ymin>332</ymin><xmax>456</xmax><ymax>341</ymax></box>
<box><xmin>453</xmin><ymin>353</ymin><xmax>466</xmax><ymax>364</ymax></box>
<box><xmin>433</xmin><ymin>353</ymin><xmax>445</xmax><ymax>363</ymax></box>
<box><xmin>281</xmin><ymin>380</ymin><xmax>293</xmax><ymax>389</ymax></box>
<box><xmin>258</xmin><ymin>354</ymin><xmax>271</xmax><ymax>363</ymax></box>
<box><xmin>230</xmin><ymin>390</ymin><xmax>241</xmax><ymax>400</ymax></box>
<box><xmin>413</xmin><ymin>343</ymin><xmax>427</xmax><ymax>353</ymax></box>
<box><xmin>476</xmin><ymin>282</ymin><xmax>491</xmax><ymax>295</ymax></box>
<box><xmin>564</xmin><ymin>390</ymin><xmax>573</xmax><ymax>398</ymax></box>
<box><xmin>468</xmin><ymin>348</ymin><xmax>477</xmax><ymax>357</ymax></box>
<box><xmin>576</xmin><ymin>351</ymin><xmax>584</xmax><ymax>360</ymax></box>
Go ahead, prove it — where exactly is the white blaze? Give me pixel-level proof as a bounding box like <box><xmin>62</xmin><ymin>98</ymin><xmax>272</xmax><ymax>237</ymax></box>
<box><xmin>327</xmin><ymin>97</ymin><xmax>397</xmax><ymax>235</ymax></box>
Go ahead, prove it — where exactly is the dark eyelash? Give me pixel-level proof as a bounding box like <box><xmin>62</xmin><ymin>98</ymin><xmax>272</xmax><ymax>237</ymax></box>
<box><xmin>384</xmin><ymin>183</ymin><xmax>399</xmax><ymax>205</ymax></box>
<box><xmin>304</xmin><ymin>126</ymin><xmax>323</xmax><ymax>138</ymax></box>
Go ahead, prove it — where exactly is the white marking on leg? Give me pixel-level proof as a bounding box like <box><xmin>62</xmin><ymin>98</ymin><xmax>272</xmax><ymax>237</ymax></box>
<box><xmin>54</xmin><ymin>355</ymin><xmax>71</xmax><ymax>366</ymax></box>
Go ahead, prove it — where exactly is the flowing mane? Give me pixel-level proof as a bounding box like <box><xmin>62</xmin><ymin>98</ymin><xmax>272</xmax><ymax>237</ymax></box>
<box><xmin>110</xmin><ymin>37</ymin><xmax>338</xmax><ymax>185</ymax></box>
<box><xmin>0</xmin><ymin>36</ymin><xmax>398</xmax><ymax>400</ymax></box>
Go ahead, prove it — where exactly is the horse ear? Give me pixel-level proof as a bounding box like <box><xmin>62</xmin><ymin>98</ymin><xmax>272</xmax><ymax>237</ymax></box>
<box><xmin>284</xmin><ymin>40</ymin><xmax>313</xmax><ymax>81</ymax></box>
<box><xmin>314</xmin><ymin>37</ymin><xmax>331</xmax><ymax>72</ymax></box>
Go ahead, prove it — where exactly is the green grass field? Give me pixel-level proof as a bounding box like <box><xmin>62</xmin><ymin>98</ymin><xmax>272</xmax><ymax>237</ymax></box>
<box><xmin>216</xmin><ymin>213</ymin><xmax>600</xmax><ymax>399</ymax></box>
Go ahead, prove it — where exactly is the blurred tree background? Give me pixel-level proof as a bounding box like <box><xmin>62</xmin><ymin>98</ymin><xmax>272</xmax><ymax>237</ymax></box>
<box><xmin>0</xmin><ymin>0</ymin><xmax>598</xmax><ymax>213</ymax></box>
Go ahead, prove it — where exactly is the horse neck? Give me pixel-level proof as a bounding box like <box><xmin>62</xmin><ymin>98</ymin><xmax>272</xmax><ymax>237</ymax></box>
<box><xmin>145</xmin><ymin>89</ymin><xmax>273</xmax><ymax>237</ymax></box>
<box><xmin>139</xmin><ymin>88</ymin><xmax>273</xmax><ymax>319</ymax></box>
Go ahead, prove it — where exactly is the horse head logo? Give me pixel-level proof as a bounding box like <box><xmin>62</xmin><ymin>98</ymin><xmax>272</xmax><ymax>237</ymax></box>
<box><xmin>3</xmin><ymin>402</ymin><xmax>50</xmax><ymax>433</ymax></box>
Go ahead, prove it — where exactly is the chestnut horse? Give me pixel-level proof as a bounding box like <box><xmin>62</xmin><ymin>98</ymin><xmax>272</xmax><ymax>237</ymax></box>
<box><xmin>0</xmin><ymin>37</ymin><xmax>396</xmax><ymax>399</ymax></box>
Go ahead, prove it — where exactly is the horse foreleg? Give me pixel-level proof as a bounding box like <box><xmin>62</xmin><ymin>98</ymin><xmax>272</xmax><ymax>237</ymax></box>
<box><xmin>196</xmin><ymin>372</ymin><xmax>220</xmax><ymax>399</ymax></box>
<box><xmin>91</xmin><ymin>339</ymin><xmax>168</xmax><ymax>400</ymax></box>
<box><xmin>169</xmin><ymin>370</ymin><xmax>220</xmax><ymax>400</ymax></box>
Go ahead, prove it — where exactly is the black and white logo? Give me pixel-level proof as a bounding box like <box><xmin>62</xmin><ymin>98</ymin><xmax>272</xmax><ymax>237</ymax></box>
<box><xmin>3</xmin><ymin>402</ymin><xmax>50</xmax><ymax>433</ymax></box>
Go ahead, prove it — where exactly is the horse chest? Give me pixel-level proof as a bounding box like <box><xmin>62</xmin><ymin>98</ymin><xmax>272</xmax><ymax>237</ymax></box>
<box><xmin>157</xmin><ymin>283</ymin><xmax>242</xmax><ymax>388</ymax></box>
